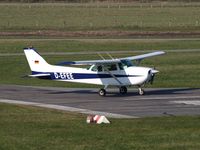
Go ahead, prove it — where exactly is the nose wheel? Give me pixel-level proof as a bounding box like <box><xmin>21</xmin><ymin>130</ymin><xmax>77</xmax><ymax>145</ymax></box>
<box><xmin>138</xmin><ymin>88</ymin><xmax>145</xmax><ymax>95</ymax></box>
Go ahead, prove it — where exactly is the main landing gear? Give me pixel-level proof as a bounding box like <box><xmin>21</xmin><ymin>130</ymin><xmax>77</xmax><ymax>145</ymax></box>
<box><xmin>119</xmin><ymin>86</ymin><xmax>127</xmax><ymax>95</ymax></box>
<box><xmin>99</xmin><ymin>86</ymin><xmax>128</xmax><ymax>96</ymax></box>
<box><xmin>98</xmin><ymin>89</ymin><xmax>106</xmax><ymax>96</ymax></box>
<box><xmin>98</xmin><ymin>86</ymin><xmax>144</xmax><ymax>96</ymax></box>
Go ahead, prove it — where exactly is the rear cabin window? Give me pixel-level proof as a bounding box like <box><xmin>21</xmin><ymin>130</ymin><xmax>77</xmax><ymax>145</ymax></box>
<box><xmin>97</xmin><ymin>66</ymin><xmax>103</xmax><ymax>72</ymax></box>
<box><xmin>91</xmin><ymin>65</ymin><xmax>97</xmax><ymax>72</ymax></box>
<box><xmin>91</xmin><ymin>65</ymin><xmax>103</xmax><ymax>72</ymax></box>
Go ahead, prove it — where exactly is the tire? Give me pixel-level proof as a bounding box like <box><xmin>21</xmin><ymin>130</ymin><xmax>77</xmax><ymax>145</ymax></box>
<box><xmin>119</xmin><ymin>86</ymin><xmax>127</xmax><ymax>94</ymax></box>
<box><xmin>99</xmin><ymin>89</ymin><xmax>106</xmax><ymax>96</ymax></box>
<box><xmin>138</xmin><ymin>88</ymin><xmax>144</xmax><ymax>95</ymax></box>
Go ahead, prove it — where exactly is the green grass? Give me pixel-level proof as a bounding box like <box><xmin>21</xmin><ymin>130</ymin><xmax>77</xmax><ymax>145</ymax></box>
<box><xmin>0</xmin><ymin>38</ymin><xmax>199</xmax><ymax>88</ymax></box>
<box><xmin>0</xmin><ymin>3</ymin><xmax>200</xmax><ymax>32</ymax></box>
<box><xmin>0</xmin><ymin>38</ymin><xmax>200</xmax><ymax>53</ymax></box>
<box><xmin>0</xmin><ymin>103</ymin><xmax>200</xmax><ymax>150</ymax></box>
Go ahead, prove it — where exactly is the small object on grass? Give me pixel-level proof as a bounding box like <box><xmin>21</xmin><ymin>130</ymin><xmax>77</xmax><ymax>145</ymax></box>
<box><xmin>86</xmin><ymin>115</ymin><xmax>110</xmax><ymax>124</ymax></box>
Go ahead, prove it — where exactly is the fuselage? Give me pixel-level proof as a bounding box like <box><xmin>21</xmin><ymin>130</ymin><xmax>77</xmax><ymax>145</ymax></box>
<box><xmin>32</xmin><ymin>63</ymin><xmax>153</xmax><ymax>86</ymax></box>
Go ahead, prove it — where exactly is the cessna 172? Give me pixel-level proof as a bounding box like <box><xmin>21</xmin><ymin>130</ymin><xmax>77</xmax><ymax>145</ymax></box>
<box><xmin>24</xmin><ymin>47</ymin><xmax>165</xmax><ymax>96</ymax></box>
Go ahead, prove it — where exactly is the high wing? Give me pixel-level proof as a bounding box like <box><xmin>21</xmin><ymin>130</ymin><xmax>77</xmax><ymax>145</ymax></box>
<box><xmin>57</xmin><ymin>51</ymin><xmax>165</xmax><ymax>65</ymax></box>
<box><xmin>121</xmin><ymin>51</ymin><xmax>165</xmax><ymax>61</ymax></box>
<box><xmin>57</xmin><ymin>59</ymin><xmax>121</xmax><ymax>65</ymax></box>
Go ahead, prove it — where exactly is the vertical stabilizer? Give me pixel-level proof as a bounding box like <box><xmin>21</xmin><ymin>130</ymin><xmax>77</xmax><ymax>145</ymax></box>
<box><xmin>24</xmin><ymin>48</ymin><xmax>50</xmax><ymax>72</ymax></box>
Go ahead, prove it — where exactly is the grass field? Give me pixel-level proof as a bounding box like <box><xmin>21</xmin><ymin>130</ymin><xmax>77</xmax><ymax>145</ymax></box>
<box><xmin>0</xmin><ymin>38</ymin><xmax>199</xmax><ymax>88</ymax></box>
<box><xmin>0</xmin><ymin>103</ymin><xmax>200</xmax><ymax>150</ymax></box>
<box><xmin>0</xmin><ymin>3</ymin><xmax>200</xmax><ymax>32</ymax></box>
<box><xmin>1</xmin><ymin>38</ymin><xmax>200</xmax><ymax>53</ymax></box>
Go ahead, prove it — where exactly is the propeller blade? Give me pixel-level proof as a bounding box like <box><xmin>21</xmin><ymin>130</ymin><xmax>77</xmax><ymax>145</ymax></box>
<box><xmin>150</xmin><ymin>74</ymin><xmax>155</xmax><ymax>84</ymax></box>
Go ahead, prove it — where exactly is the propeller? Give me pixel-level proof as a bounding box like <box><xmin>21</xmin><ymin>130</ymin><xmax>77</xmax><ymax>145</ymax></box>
<box><xmin>149</xmin><ymin>67</ymin><xmax>158</xmax><ymax>84</ymax></box>
<box><xmin>150</xmin><ymin>73</ymin><xmax>155</xmax><ymax>84</ymax></box>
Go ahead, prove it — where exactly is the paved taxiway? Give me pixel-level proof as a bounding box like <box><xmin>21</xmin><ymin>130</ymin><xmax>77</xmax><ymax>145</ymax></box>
<box><xmin>0</xmin><ymin>85</ymin><xmax>200</xmax><ymax>118</ymax></box>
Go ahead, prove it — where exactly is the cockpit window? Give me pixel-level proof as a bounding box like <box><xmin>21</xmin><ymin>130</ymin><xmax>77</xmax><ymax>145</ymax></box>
<box><xmin>104</xmin><ymin>64</ymin><xmax>117</xmax><ymax>71</ymax></box>
<box><xmin>121</xmin><ymin>60</ymin><xmax>133</xmax><ymax>68</ymax></box>
<box><xmin>118</xmin><ymin>63</ymin><xmax>124</xmax><ymax>70</ymax></box>
<box><xmin>90</xmin><ymin>63</ymin><xmax>131</xmax><ymax>72</ymax></box>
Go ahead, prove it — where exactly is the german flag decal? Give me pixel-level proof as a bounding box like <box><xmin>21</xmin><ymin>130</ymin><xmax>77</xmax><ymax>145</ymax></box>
<box><xmin>34</xmin><ymin>60</ymin><xmax>39</xmax><ymax>64</ymax></box>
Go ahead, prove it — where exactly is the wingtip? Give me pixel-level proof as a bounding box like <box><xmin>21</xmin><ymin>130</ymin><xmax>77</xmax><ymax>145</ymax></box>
<box><xmin>160</xmin><ymin>51</ymin><xmax>166</xmax><ymax>54</ymax></box>
<box><xmin>23</xmin><ymin>46</ymin><xmax>36</xmax><ymax>51</ymax></box>
<box><xmin>155</xmin><ymin>51</ymin><xmax>165</xmax><ymax>54</ymax></box>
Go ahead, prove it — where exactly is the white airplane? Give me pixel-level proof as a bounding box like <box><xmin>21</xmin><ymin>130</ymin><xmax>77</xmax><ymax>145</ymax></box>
<box><xmin>24</xmin><ymin>47</ymin><xmax>165</xmax><ymax>96</ymax></box>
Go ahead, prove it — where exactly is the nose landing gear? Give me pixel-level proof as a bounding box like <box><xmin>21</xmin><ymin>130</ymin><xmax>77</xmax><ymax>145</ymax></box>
<box><xmin>138</xmin><ymin>88</ymin><xmax>145</xmax><ymax>95</ymax></box>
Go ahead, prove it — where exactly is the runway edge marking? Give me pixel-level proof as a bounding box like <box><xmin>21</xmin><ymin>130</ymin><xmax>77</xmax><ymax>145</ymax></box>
<box><xmin>0</xmin><ymin>99</ymin><xmax>137</xmax><ymax>119</ymax></box>
<box><xmin>171</xmin><ymin>100</ymin><xmax>200</xmax><ymax>106</ymax></box>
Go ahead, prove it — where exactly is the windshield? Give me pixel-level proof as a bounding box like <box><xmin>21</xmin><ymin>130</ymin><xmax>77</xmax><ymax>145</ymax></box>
<box><xmin>121</xmin><ymin>60</ymin><xmax>133</xmax><ymax>68</ymax></box>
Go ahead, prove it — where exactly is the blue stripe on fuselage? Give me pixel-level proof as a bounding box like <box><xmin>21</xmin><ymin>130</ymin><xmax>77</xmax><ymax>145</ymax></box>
<box><xmin>32</xmin><ymin>71</ymin><xmax>141</xmax><ymax>80</ymax></box>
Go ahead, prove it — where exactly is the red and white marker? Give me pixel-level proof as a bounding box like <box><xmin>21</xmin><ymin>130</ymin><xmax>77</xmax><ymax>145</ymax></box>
<box><xmin>86</xmin><ymin>115</ymin><xmax>110</xmax><ymax>124</ymax></box>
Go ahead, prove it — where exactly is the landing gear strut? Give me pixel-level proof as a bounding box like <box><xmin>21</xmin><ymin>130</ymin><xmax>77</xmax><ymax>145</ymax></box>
<box><xmin>119</xmin><ymin>86</ymin><xmax>127</xmax><ymax>94</ymax></box>
<box><xmin>138</xmin><ymin>88</ymin><xmax>145</xmax><ymax>95</ymax></box>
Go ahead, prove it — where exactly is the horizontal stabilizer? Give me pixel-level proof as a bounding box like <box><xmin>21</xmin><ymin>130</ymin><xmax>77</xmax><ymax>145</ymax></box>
<box><xmin>29</xmin><ymin>73</ymin><xmax>50</xmax><ymax>77</ymax></box>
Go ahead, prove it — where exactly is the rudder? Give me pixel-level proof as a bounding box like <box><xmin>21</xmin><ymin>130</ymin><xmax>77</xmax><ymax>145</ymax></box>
<box><xmin>24</xmin><ymin>47</ymin><xmax>49</xmax><ymax>72</ymax></box>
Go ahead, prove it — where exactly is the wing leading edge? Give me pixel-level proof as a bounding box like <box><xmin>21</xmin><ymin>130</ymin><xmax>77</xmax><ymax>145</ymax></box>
<box><xmin>57</xmin><ymin>51</ymin><xmax>165</xmax><ymax>66</ymax></box>
<box><xmin>122</xmin><ymin>51</ymin><xmax>165</xmax><ymax>61</ymax></box>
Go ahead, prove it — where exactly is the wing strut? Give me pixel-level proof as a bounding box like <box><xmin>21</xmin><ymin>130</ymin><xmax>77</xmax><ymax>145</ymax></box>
<box><xmin>104</xmin><ymin>68</ymin><xmax>123</xmax><ymax>85</ymax></box>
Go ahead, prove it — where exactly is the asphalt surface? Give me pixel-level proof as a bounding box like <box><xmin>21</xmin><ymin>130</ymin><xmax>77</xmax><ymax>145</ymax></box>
<box><xmin>0</xmin><ymin>85</ymin><xmax>200</xmax><ymax>118</ymax></box>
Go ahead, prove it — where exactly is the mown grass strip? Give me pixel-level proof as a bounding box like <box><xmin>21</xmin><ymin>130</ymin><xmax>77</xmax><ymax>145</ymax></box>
<box><xmin>0</xmin><ymin>4</ymin><xmax>200</xmax><ymax>32</ymax></box>
<box><xmin>0</xmin><ymin>38</ymin><xmax>200</xmax><ymax>53</ymax></box>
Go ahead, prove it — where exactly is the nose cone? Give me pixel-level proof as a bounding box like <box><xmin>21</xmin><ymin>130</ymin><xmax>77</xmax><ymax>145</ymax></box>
<box><xmin>151</xmin><ymin>69</ymin><xmax>159</xmax><ymax>74</ymax></box>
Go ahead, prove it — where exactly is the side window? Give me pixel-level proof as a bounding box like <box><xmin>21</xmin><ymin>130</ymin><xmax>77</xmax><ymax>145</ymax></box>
<box><xmin>110</xmin><ymin>64</ymin><xmax>117</xmax><ymax>71</ymax></box>
<box><xmin>97</xmin><ymin>65</ymin><xmax>103</xmax><ymax>72</ymax></box>
<box><xmin>91</xmin><ymin>65</ymin><xmax>103</xmax><ymax>72</ymax></box>
<box><xmin>118</xmin><ymin>63</ymin><xmax>124</xmax><ymax>70</ymax></box>
<box><xmin>105</xmin><ymin>64</ymin><xmax>117</xmax><ymax>71</ymax></box>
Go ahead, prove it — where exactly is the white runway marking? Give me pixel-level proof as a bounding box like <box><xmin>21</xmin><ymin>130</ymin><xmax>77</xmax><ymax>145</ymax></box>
<box><xmin>172</xmin><ymin>100</ymin><xmax>200</xmax><ymax>106</ymax></box>
<box><xmin>125</xmin><ymin>96</ymin><xmax>200</xmax><ymax>101</ymax></box>
<box><xmin>0</xmin><ymin>99</ymin><xmax>136</xmax><ymax>118</ymax></box>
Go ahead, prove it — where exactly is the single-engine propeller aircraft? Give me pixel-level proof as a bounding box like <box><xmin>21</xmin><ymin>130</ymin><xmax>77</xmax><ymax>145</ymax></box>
<box><xmin>24</xmin><ymin>47</ymin><xmax>165</xmax><ymax>96</ymax></box>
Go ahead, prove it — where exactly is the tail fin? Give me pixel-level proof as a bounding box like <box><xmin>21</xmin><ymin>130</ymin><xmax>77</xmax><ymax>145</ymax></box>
<box><xmin>24</xmin><ymin>47</ymin><xmax>50</xmax><ymax>72</ymax></box>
